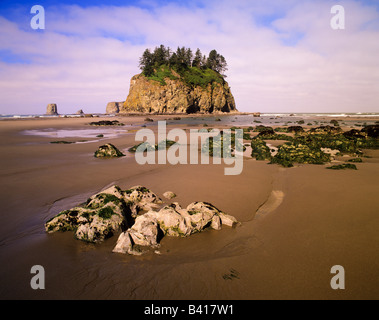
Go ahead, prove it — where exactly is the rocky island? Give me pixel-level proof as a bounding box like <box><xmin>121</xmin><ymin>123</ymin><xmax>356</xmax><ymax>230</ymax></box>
<box><xmin>119</xmin><ymin>45</ymin><xmax>237</xmax><ymax>114</ymax></box>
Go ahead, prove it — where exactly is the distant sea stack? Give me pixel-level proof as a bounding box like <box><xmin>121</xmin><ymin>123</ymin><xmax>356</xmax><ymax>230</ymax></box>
<box><xmin>119</xmin><ymin>45</ymin><xmax>237</xmax><ymax>114</ymax></box>
<box><xmin>106</xmin><ymin>102</ymin><xmax>123</xmax><ymax>114</ymax></box>
<box><xmin>46</xmin><ymin>103</ymin><xmax>58</xmax><ymax>115</ymax></box>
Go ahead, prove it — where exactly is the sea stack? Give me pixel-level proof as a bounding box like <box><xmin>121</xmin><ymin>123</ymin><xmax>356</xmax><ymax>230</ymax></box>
<box><xmin>106</xmin><ymin>102</ymin><xmax>123</xmax><ymax>114</ymax></box>
<box><xmin>121</xmin><ymin>73</ymin><xmax>236</xmax><ymax>114</ymax></box>
<box><xmin>46</xmin><ymin>103</ymin><xmax>58</xmax><ymax>115</ymax></box>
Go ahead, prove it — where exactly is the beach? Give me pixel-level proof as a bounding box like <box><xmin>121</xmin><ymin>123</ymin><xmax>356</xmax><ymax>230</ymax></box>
<box><xmin>0</xmin><ymin>114</ymin><xmax>378</xmax><ymax>300</ymax></box>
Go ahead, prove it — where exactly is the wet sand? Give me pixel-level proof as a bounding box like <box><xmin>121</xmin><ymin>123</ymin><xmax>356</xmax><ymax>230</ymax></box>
<box><xmin>0</xmin><ymin>115</ymin><xmax>378</xmax><ymax>300</ymax></box>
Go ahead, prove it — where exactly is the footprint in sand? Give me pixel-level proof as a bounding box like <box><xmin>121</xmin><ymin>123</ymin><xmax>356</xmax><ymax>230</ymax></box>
<box><xmin>255</xmin><ymin>190</ymin><xmax>285</xmax><ymax>217</ymax></box>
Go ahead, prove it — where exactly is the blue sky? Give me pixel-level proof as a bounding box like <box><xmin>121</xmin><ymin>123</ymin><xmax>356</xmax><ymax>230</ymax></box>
<box><xmin>0</xmin><ymin>0</ymin><xmax>378</xmax><ymax>114</ymax></box>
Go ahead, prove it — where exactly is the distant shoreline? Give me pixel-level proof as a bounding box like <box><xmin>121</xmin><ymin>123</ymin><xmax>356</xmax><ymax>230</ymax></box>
<box><xmin>1</xmin><ymin>112</ymin><xmax>379</xmax><ymax>121</ymax></box>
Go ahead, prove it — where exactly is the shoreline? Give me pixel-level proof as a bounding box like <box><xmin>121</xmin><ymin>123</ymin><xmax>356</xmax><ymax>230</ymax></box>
<box><xmin>0</xmin><ymin>114</ymin><xmax>378</xmax><ymax>299</ymax></box>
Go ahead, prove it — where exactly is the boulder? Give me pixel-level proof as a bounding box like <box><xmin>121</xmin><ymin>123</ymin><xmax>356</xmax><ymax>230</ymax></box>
<box><xmin>94</xmin><ymin>143</ymin><xmax>125</xmax><ymax>158</ymax></box>
<box><xmin>46</xmin><ymin>103</ymin><xmax>58</xmax><ymax>115</ymax></box>
<box><xmin>163</xmin><ymin>191</ymin><xmax>176</xmax><ymax>199</ymax></box>
<box><xmin>287</xmin><ymin>126</ymin><xmax>304</xmax><ymax>133</ymax></box>
<box><xmin>106</xmin><ymin>102</ymin><xmax>123</xmax><ymax>114</ymax></box>
<box><xmin>361</xmin><ymin>125</ymin><xmax>379</xmax><ymax>138</ymax></box>
<box><xmin>343</xmin><ymin>129</ymin><xmax>366</xmax><ymax>140</ymax></box>
<box><xmin>45</xmin><ymin>186</ymin><xmax>127</xmax><ymax>242</ymax></box>
<box><xmin>150</xmin><ymin>205</ymin><xmax>192</xmax><ymax>237</ymax></box>
<box><xmin>309</xmin><ymin>125</ymin><xmax>342</xmax><ymax>134</ymax></box>
<box><xmin>124</xmin><ymin>185</ymin><xmax>163</xmax><ymax>217</ymax></box>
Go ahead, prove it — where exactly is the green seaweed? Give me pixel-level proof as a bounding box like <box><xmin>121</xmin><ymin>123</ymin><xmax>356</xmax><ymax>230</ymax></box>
<box><xmin>326</xmin><ymin>164</ymin><xmax>357</xmax><ymax>170</ymax></box>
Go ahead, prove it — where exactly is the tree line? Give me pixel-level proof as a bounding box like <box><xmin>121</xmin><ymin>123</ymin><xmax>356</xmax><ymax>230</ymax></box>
<box><xmin>139</xmin><ymin>45</ymin><xmax>228</xmax><ymax>77</ymax></box>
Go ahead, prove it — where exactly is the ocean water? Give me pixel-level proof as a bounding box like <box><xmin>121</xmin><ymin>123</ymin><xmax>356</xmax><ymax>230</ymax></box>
<box><xmin>2</xmin><ymin>113</ymin><xmax>378</xmax><ymax>131</ymax></box>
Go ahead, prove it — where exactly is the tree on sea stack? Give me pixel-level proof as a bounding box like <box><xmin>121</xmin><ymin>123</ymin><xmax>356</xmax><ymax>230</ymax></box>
<box><xmin>122</xmin><ymin>45</ymin><xmax>237</xmax><ymax>114</ymax></box>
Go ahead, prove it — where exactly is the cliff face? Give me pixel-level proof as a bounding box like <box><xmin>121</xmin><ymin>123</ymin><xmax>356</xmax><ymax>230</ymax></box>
<box><xmin>121</xmin><ymin>74</ymin><xmax>237</xmax><ymax>114</ymax></box>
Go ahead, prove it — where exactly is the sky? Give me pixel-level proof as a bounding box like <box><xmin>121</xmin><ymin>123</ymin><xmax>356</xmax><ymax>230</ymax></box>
<box><xmin>0</xmin><ymin>0</ymin><xmax>378</xmax><ymax>115</ymax></box>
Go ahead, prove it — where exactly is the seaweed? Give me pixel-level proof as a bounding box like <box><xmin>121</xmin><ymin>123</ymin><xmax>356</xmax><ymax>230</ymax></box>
<box><xmin>326</xmin><ymin>164</ymin><xmax>357</xmax><ymax>170</ymax></box>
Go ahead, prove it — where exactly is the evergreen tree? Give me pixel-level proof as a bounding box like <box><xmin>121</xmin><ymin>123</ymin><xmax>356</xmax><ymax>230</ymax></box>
<box><xmin>192</xmin><ymin>48</ymin><xmax>202</xmax><ymax>68</ymax></box>
<box><xmin>206</xmin><ymin>49</ymin><xmax>228</xmax><ymax>75</ymax></box>
<box><xmin>139</xmin><ymin>48</ymin><xmax>154</xmax><ymax>76</ymax></box>
<box><xmin>138</xmin><ymin>45</ymin><xmax>228</xmax><ymax>77</ymax></box>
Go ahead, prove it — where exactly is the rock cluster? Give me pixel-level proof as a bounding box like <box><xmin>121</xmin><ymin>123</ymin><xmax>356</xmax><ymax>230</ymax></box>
<box><xmin>45</xmin><ymin>185</ymin><xmax>238</xmax><ymax>255</ymax></box>
<box><xmin>249</xmin><ymin>124</ymin><xmax>378</xmax><ymax>167</ymax></box>
<box><xmin>270</xmin><ymin>142</ymin><xmax>331</xmax><ymax>167</ymax></box>
<box><xmin>113</xmin><ymin>201</ymin><xmax>237</xmax><ymax>255</ymax></box>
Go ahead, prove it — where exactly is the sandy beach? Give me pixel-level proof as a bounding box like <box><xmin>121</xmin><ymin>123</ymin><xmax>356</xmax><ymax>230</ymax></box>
<box><xmin>0</xmin><ymin>114</ymin><xmax>378</xmax><ymax>300</ymax></box>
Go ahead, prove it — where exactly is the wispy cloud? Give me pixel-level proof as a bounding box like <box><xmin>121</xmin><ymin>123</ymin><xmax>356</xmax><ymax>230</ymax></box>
<box><xmin>0</xmin><ymin>0</ymin><xmax>378</xmax><ymax>114</ymax></box>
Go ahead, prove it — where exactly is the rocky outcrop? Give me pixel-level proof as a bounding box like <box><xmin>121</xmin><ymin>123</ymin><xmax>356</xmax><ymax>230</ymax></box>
<box><xmin>45</xmin><ymin>185</ymin><xmax>162</xmax><ymax>243</ymax></box>
<box><xmin>106</xmin><ymin>101</ymin><xmax>123</xmax><ymax>114</ymax></box>
<box><xmin>94</xmin><ymin>143</ymin><xmax>125</xmax><ymax>158</ymax></box>
<box><xmin>45</xmin><ymin>185</ymin><xmax>238</xmax><ymax>255</ymax></box>
<box><xmin>361</xmin><ymin>125</ymin><xmax>379</xmax><ymax>138</ymax></box>
<box><xmin>76</xmin><ymin>109</ymin><xmax>84</xmax><ymax>115</ymax></box>
<box><xmin>113</xmin><ymin>201</ymin><xmax>238</xmax><ymax>255</ymax></box>
<box><xmin>121</xmin><ymin>74</ymin><xmax>237</xmax><ymax>114</ymax></box>
<box><xmin>46</xmin><ymin>103</ymin><xmax>58</xmax><ymax>115</ymax></box>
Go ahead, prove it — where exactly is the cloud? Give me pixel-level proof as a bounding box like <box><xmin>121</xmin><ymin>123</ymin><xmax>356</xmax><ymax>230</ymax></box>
<box><xmin>0</xmin><ymin>0</ymin><xmax>378</xmax><ymax>114</ymax></box>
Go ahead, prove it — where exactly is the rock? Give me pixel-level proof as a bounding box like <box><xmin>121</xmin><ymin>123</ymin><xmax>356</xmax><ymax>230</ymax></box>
<box><xmin>251</xmin><ymin>138</ymin><xmax>272</xmax><ymax>161</ymax></box>
<box><xmin>343</xmin><ymin>129</ymin><xmax>366</xmax><ymax>140</ymax></box>
<box><xmin>287</xmin><ymin>126</ymin><xmax>304</xmax><ymax>133</ymax></box>
<box><xmin>112</xmin><ymin>200</ymin><xmax>239</xmax><ymax>254</ymax></box>
<box><xmin>326</xmin><ymin>163</ymin><xmax>357</xmax><ymax>170</ymax></box>
<box><xmin>309</xmin><ymin>125</ymin><xmax>342</xmax><ymax>134</ymax></box>
<box><xmin>106</xmin><ymin>102</ymin><xmax>123</xmax><ymax>114</ymax></box>
<box><xmin>94</xmin><ymin>143</ymin><xmax>125</xmax><ymax>158</ymax></box>
<box><xmin>361</xmin><ymin>125</ymin><xmax>379</xmax><ymax>138</ymax></box>
<box><xmin>76</xmin><ymin>109</ymin><xmax>84</xmax><ymax>115</ymax></box>
<box><xmin>219</xmin><ymin>212</ymin><xmax>238</xmax><ymax>227</ymax></box>
<box><xmin>128</xmin><ymin>213</ymin><xmax>161</xmax><ymax>247</ymax></box>
<box><xmin>45</xmin><ymin>186</ymin><xmax>128</xmax><ymax>243</ymax></box>
<box><xmin>254</xmin><ymin>125</ymin><xmax>274</xmax><ymax>133</ymax></box>
<box><xmin>270</xmin><ymin>142</ymin><xmax>331</xmax><ymax>167</ymax></box>
<box><xmin>151</xmin><ymin>205</ymin><xmax>192</xmax><ymax>237</ymax></box>
<box><xmin>186</xmin><ymin>202</ymin><xmax>221</xmax><ymax>233</ymax></box>
<box><xmin>163</xmin><ymin>191</ymin><xmax>176</xmax><ymax>199</ymax></box>
<box><xmin>89</xmin><ymin>120</ymin><xmax>123</xmax><ymax>126</ymax></box>
<box><xmin>124</xmin><ymin>185</ymin><xmax>163</xmax><ymax>217</ymax></box>
<box><xmin>46</xmin><ymin>103</ymin><xmax>58</xmax><ymax>115</ymax></box>
<box><xmin>121</xmin><ymin>73</ymin><xmax>236</xmax><ymax>114</ymax></box>
<box><xmin>112</xmin><ymin>231</ymin><xmax>136</xmax><ymax>255</ymax></box>
<box><xmin>45</xmin><ymin>185</ymin><xmax>162</xmax><ymax>244</ymax></box>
